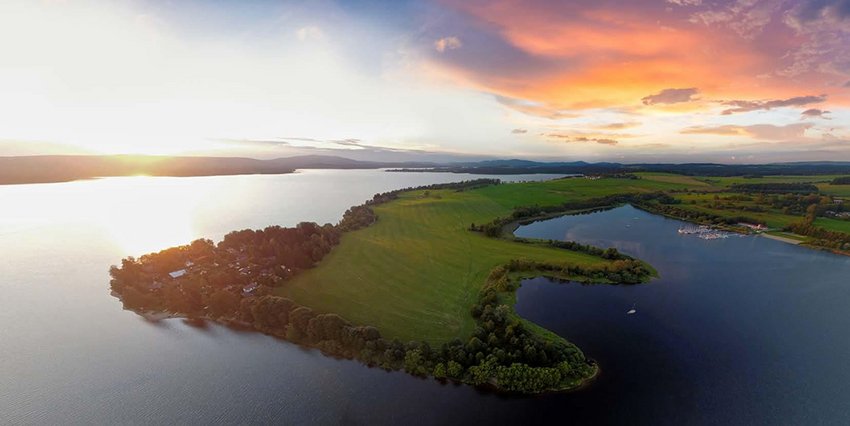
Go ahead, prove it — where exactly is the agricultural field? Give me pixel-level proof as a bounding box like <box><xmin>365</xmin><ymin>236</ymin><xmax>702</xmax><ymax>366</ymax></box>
<box><xmin>280</xmin><ymin>176</ymin><xmax>696</xmax><ymax>344</ymax></box>
<box><xmin>819</xmin><ymin>184</ymin><xmax>850</xmax><ymax>198</ymax></box>
<box><xmin>279</xmin><ymin>173</ymin><xmax>850</xmax><ymax>345</ymax></box>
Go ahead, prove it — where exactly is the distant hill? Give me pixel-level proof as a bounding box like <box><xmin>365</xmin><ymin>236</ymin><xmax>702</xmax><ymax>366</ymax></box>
<box><xmin>3</xmin><ymin>154</ymin><xmax>850</xmax><ymax>185</ymax></box>
<box><xmin>0</xmin><ymin>154</ymin><xmax>432</xmax><ymax>185</ymax></box>
<box><xmin>408</xmin><ymin>161</ymin><xmax>850</xmax><ymax>177</ymax></box>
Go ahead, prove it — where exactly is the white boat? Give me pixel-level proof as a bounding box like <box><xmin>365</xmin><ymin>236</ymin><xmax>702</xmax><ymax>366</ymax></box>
<box><xmin>627</xmin><ymin>304</ymin><xmax>636</xmax><ymax>315</ymax></box>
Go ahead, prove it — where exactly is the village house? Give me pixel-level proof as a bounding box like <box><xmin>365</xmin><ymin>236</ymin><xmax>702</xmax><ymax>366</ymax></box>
<box><xmin>242</xmin><ymin>282</ymin><xmax>259</xmax><ymax>296</ymax></box>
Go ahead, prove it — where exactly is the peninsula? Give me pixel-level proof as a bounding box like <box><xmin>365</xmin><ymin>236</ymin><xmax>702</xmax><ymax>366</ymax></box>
<box><xmin>109</xmin><ymin>172</ymin><xmax>850</xmax><ymax>393</ymax></box>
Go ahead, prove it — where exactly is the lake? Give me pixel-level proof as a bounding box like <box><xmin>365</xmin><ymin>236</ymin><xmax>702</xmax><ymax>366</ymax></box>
<box><xmin>514</xmin><ymin>205</ymin><xmax>850</xmax><ymax>425</ymax></box>
<box><xmin>2</xmin><ymin>171</ymin><xmax>849</xmax><ymax>425</ymax></box>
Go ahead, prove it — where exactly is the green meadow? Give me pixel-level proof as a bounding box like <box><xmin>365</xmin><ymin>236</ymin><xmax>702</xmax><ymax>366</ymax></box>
<box><xmin>278</xmin><ymin>173</ymin><xmax>850</xmax><ymax>345</ymax></box>
<box><xmin>815</xmin><ymin>217</ymin><xmax>850</xmax><ymax>234</ymax></box>
<box><xmin>279</xmin><ymin>175</ymin><xmax>698</xmax><ymax>344</ymax></box>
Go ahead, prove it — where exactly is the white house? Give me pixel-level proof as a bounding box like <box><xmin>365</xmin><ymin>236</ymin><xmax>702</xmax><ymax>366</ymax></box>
<box><xmin>242</xmin><ymin>282</ymin><xmax>259</xmax><ymax>296</ymax></box>
<box><xmin>169</xmin><ymin>269</ymin><xmax>187</xmax><ymax>279</ymax></box>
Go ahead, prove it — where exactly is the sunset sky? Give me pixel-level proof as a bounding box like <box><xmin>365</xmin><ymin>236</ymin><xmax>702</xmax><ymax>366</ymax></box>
<box><xmin>1</xmin><ymin>0</ymin><xmax>849</xmax><ymax>162</ymax></box>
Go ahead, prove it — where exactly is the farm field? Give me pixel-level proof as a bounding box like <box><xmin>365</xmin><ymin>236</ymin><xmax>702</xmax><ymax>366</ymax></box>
<box><xmin>280</xmin><ymin>176</ymin><xmax>693</xmax><ymax>344</ymax></box>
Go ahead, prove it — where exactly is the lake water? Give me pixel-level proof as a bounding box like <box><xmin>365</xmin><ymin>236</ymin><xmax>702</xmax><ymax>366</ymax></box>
<box><xmin>515</xmin><ymin>205</ymin><xmax>850</xmax><ymax>425</ymax></box>
<box><xmin>2</xmin><ymin>172</ymin><xmax>849</xmax><ymax>425</ymax></box>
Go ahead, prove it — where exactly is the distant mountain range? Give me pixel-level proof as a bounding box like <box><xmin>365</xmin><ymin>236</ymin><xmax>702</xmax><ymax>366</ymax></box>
<box><xmin>2</xmin><ymin>154</ymin><xmax>850</xmax><ymax>185</ymax></box>
<box><xmin>418</xmin><ymin>159</ymin><xmax>850</xmax><ymax>176</ymax></box>
<box><xmin>0</xmin><ymin>154</ymin><xmax>434</xmax><ymax>185</ymax></box>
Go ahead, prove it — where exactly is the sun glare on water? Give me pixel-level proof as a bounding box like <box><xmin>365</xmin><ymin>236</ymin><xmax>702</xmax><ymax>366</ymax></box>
<box><xmin>86</xmin><ymin>177</ymin><xmax>216</xmax><ymax>256</ymax></box>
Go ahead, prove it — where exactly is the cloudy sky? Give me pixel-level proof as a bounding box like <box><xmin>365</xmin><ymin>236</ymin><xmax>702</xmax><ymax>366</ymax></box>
<box><xmin>1</xmin><ymin>0</ymin><xmax>849</xmax><ymax>163</ymax></box>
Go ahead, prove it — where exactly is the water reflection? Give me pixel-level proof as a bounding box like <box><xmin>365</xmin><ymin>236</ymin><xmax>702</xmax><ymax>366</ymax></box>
<box><xmin>0</xmin><ymin>170</ymin><xmax>571</xmax><ymax>424</ymax></box>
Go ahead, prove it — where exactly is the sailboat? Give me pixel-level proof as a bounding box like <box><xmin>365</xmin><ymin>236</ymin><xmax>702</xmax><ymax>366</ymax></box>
<box><xmin>627</xmin><ymin>304</ymin><xmax>636</xmax><ymax>315</ymax></box>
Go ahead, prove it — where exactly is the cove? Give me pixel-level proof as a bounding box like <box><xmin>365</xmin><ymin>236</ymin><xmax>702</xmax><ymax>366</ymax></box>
<box><xmin>514</xmin><ymin>204</ymin><xmax>850</xmax><ymax>424</ymax></box>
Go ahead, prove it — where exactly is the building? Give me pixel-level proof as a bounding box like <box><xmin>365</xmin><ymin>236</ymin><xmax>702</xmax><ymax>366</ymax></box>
<box><xmin>242</xmin><ymin>282</ymin><xmax>259</xmax><ymax>296</ymax></box>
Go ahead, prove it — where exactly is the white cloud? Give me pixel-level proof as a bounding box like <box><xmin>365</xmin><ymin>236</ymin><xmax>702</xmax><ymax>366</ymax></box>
<box><xmin>667</xmin><ymin>0</ymin><xmax>702</xmax><ymax>5</ymax></box>
<box><xmin>434</xmin><ymin>36</ymin><xmax>462</xmax><ymax>53</ymax></box>
<box><xmin>296</xmin><ymin>26</ymin><xmax>324</xmax><ymax>41</ymax></box>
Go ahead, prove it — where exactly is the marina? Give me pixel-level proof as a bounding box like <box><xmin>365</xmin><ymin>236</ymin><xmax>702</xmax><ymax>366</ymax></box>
<box><xmin>677</xmin><ymin>226</ymin><xmax>735</xmax><ymax>240</ymax></box>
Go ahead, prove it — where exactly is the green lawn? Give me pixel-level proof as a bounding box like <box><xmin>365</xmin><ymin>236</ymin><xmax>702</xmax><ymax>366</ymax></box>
<box><xmin>279</xmin><ymin>176</ymin><xmax>690</xmax><ymax>344</ymax></box>
<box><xmin>819</xmin><ymin>184</ymin><xmax>850</xmax><ymax>198</ymax></box>
<box><xmin>816</xmin><ymin>217</ymin><xmax>850</xmax><ymax>234</ymax></box>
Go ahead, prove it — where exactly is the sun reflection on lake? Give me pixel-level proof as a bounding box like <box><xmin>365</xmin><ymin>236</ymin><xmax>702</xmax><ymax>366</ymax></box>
<box><xmin>88</xmin><ymin>177</ymin><xmax>203</xmax><ymax>255</ymax></box>
<box><xmin>0</xmin><ymin>176</ymin><xmax>217</xmax><ymax>256</ymax></box>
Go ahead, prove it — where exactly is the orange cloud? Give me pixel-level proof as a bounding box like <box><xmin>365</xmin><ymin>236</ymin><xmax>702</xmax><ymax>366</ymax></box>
<box><xmin>681</xmin><ymin>123</ymin><xmax>813</xmax><ymax>140</ymax></box>
<box><xmin>429</xmin><ymin>0</ymin><xmax>850</xmax><ymax>114</ymax></box>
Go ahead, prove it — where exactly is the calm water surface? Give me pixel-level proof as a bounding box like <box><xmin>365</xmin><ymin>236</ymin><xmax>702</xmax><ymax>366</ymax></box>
<box><xmin>2</xmin><ymin>172</ymin><xmax>849</xmax><ymax>425</ymax></box>
<box><xmin>515</xmin><ymin>205</ymin><xmax>850</xmax><ymax>425</ymax></box>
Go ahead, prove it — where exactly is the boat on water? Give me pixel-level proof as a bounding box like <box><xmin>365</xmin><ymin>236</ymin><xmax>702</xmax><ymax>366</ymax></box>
<box><xmin>677</xmin><ymin>225</ymin><xmax>710</xmax><ymax>235</ymax></box>
<box><xmin>677</xmin><ymin>226</ymin><xmax>732</xmax><ymax>240</ymax></box>
<box><xmin>627</xmin><ymin>304</ymin><xmax>636</xmax><ymax>315</ymax></box>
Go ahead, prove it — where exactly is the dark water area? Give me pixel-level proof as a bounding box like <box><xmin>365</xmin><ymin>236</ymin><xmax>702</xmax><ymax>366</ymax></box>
<box><xmin>514</xmin><ymin>205</ymin><xmax>850</xmax><ymax>425</ymax></box>
<box><xmin>3</xmin><ymin>174</ymin><xmax>850</xmax><ymax>425</ymax></box>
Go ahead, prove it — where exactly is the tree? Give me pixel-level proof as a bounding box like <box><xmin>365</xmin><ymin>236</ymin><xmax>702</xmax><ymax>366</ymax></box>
<box><xmin>433</xmin><ymin>362</ymin><xmax>447</xmax><ymax>379</ymax></box>
<box><xmin>446</xmin><ymin>360</ymin><xmax>464</xmax><ymax>379</ymax></box>
<box><xmin>404</xmin><ymin>349</ymin><xmax>428</xmax><ymax>376</ymax></box>
<box><xmin>208</xmin><ymin>290</ymin><xmax>240</xmax><ymax>318</ymax></box>
<box><xmin>806</xmin><ymin>204</ymin><xmax>818</xmax><ymax>224</ymax></box>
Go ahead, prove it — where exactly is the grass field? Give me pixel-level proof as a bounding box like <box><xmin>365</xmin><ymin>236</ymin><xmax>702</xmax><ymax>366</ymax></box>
<box><xmin>278</xmin><ymin>173</ymin><xmax>850</xmax><ymax>345</ymax></box>
<box><xmin>279</xmin><ymin>176</ymin><xmax>693</xmax><ymax>344</ymax></box>
<box><xmin>819</xmin><ymin>184</ymin><xmax>850</xmax><ymax>197</ymax></box>
<box><xmin>815</xmin><ymin>217</ymin><xmax>850</xmax><ymax>234</ymax></box>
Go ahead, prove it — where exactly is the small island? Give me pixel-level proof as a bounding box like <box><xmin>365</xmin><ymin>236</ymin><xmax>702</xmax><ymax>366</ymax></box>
<box><xmin>109</xmin><ymin>173</ymin><xmax>850</xmax><ymax>393</ymax></box>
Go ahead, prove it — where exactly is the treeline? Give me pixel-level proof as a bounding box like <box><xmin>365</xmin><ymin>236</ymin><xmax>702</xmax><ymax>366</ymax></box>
<box><xmin>787</xmin><ymin>210</ymin><xmax>850</xmax><ymax>251</ymax></box>
<box><xmin>831</xmin><ymin>177</ymin><xmax>850</xmax><ymax>185</ymax></box>
<box><xmin>470</xmin><ymin>192</ymin><xmax>679</xmax><ymax>237</ymax></box>
<box><xmin>640</xmin><ymin>203</ymin><xmax>763</xmax><ymax>227</ymax></box>
<box><xmin>391</xmin><ymin>162</ymin><xmax>850</xmax><ymax>177</ymax></box>
<box><xmin>757</xmin><ymin>193</ymin><xmax>833</xmax><ymax>216</ymax></box>
<box><xmin>787</xmin><ymin>223</ymin><xmax>850</xmax><ymax>251</ymax></box>
<box><xmin>498</xmin><ymin>258</ymin><xmax>652</xmax><ymax>286</ymax></box>
<box><xmin>730</xmin><ymin>183</ymin><xmax>819</xmax><ymax>194</ymax></box>
<box><xmin>509</xmin><ymin>237</ymin><xmax>632</xmax><ymax>262</ymax></box>
<box><xmin>548</xmin><ymin>240</ymin><xmax>628</xmax><ymax>261</ymax></box>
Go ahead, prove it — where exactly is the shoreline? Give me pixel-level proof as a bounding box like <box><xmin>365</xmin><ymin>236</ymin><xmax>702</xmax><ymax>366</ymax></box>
<box><xmin>759</xmin><ymin>233</ymin><xmax>803</xmax><ymax>245</ymax></box>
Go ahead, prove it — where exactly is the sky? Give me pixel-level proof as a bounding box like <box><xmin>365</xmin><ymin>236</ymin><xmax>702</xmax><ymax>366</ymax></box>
<box><xmin>0</xmin><ymin>0</ymin><xmax>849</xmax><ymax>163</ymax></box>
